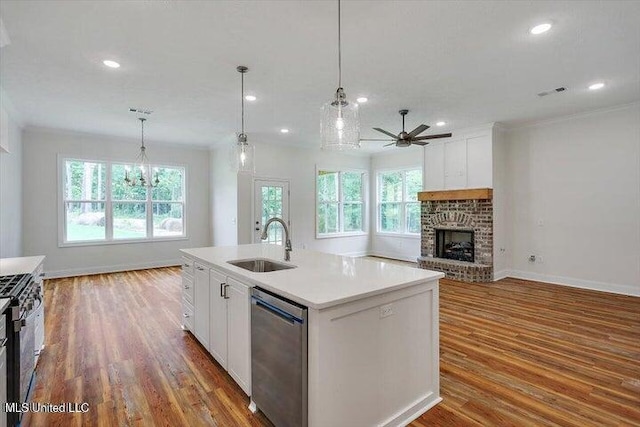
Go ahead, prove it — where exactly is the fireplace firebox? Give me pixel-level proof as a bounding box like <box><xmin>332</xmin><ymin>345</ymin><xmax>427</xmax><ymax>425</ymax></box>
<box><xmin>435</xmin><ymin>229</ymin><xmax>474</xmax><ymax>263</ymax></box>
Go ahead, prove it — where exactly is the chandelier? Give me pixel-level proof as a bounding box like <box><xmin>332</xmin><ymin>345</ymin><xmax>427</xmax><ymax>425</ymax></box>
<box><xmin>320</xmin><ymin>0</ymin><xmax>360</xmax><ymax>150</ymax></box>
<box><xmin>124</xmin><ymin>117</ymin><xmax>159</xmax><ymax>187</ymax></box>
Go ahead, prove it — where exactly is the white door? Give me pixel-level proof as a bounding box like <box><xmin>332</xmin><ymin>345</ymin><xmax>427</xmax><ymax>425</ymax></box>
<box><xmin>253</xmin><ymin>179</ymin><xmax>290</xmax><ymax>244</ymax></box>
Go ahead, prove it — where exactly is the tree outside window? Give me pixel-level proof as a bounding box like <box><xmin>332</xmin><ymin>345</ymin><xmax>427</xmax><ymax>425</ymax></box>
<box><xmin>61</xmin><ymin>158</ymin><xmax>185</xmax><ymax>245</ymax></box>
<box><xmin>317</xmin><ymin>169</ymin><xmax>366</xmax><ymax>236</ymax></box>
<box><xmin>378</xmin><ymin>168</ymin><xmax>422</xmax><ymax>234</ymax></box>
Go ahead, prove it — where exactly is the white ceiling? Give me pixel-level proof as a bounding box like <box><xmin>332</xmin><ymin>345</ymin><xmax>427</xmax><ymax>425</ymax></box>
<box><xmin>1</xmin><ymin>0</ymin><xmax>639</xmax><ymax>150</ymax></box>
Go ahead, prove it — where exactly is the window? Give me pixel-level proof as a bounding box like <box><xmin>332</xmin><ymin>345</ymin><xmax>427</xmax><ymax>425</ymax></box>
<box><xmin>377</xmin><ymin>168</ymin><xmax>422</xmax><ymax>235</ymax></box>
<box><xmin>316</xmin><ymin>169</ymin><xmax>366</xmax><ymax>236</ymax></box>
<box><xmin>61</xmin><ymin>158</ymin><xmax>185</xmax><ymax>245</ymax></box>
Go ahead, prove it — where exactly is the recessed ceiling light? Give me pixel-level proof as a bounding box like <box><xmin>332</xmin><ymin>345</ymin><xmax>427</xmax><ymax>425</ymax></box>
<box><xmin>436</xmin><ymin>121</ymin><xmax>446</xmax><ymax>127</ymax></box>
<box><xmin>245</xmin><ymin>95</ymin><xmax>257</xmax><ymax>101</ymax></box>
<box><xmin>280</xmin><ymin>128</ymin><xmax>289</xmax><ymax>134</ymax></box>
<box><xmin>588</xmin><ymin>82</ymin><xmax>605</xmax><ymax>90</ymax></box>
<box><xmin>356</xmin><ymin>97</ymin><xmax>368</xmax><ymax>103</ymax></box>
<box><xmin>102</xmin><ymin>59</ymin><xmax>120</xmax><ymax>68</ymax></box>
<box><xmin>530</xmin><ymin>23</ymin><xmax>552</xmax><ymax>35</ymax></box>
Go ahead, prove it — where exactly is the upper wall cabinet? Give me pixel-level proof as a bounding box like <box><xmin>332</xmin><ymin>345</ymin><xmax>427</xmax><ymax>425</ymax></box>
<box><xmin>423</xmin><ymin>125</ymin><xmax>493</xmax><ymax>190</ymax></box>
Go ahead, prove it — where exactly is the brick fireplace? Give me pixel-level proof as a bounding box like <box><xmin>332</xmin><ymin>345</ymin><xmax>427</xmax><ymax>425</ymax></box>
<box><xmin>417</xmin><ymin>188</ymin><xmax>493</xmax><ymax>282</ymax></box>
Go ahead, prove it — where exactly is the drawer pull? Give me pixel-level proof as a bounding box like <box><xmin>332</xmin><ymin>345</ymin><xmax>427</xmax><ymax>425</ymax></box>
<box><xmin>196</xmin><ymin>266</ymin><xmax>205</xmax><ymax>271</ymax></box>
<box><xmin>183</xmin><ymin>313</ymin><xmax>190</xmax><ymax>318</ymax></box>
<box><xmin>184</xmin><ymin>285</ymin><xmax>190</xmax><ymax>290</ymax></box>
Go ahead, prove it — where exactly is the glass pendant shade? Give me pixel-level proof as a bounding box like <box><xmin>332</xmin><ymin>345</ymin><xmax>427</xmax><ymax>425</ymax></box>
<box><xmin>321</xmin><ymin>92</ymin><xmax>360</xmax><ymax>150</ymax></box>
<box><xmin>236</xmin><ymin>135</ymin><xmax>255</xmax><ymax>174</ymax></box>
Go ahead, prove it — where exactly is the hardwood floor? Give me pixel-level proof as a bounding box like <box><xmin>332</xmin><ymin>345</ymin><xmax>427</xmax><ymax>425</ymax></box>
<box><xmin>24</xmin><ymin>268</ymin><xmax>639</xmax><ymax>426</ymax></box>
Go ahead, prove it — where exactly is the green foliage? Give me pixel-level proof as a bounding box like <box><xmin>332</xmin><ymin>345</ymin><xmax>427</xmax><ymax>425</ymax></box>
<box><xmin>317</xmin><ymin>170</ymin><xmax>364</xmax><ymax>234</ymax></box>
<box><xmin>378</xmin><ymin>169</ymin><xmax>422</xmax><ymax>233</ymax></box>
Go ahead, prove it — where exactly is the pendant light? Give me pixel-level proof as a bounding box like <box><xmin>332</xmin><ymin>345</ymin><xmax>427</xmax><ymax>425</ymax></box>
<box><xmin>320</xmin><ymin>0</ymin><xmax>360</xmax><ymax>150</ymax></box>
<box><xmin>124</xmin><ymin>117</ymin><xmax>159</xmax><ymax>187</ymax></box>
<box><xmin>236</xmin><ymin>65</ymin><xmax>255</xmax><ymax>173</ymax></box>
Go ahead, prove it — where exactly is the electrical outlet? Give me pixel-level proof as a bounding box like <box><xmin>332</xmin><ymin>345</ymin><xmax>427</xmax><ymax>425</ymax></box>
<box><xmin>529</xmin><ymin>255</ymin><xmax>536</xmax><ymax>262</ymax></box>
<box><xmin>380</xmin><ymin>304</ymin><xmax>393</xmax><ymax>318</ymax></box>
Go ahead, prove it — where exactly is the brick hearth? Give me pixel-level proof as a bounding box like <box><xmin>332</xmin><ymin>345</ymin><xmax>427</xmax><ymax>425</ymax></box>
<box><xmin>417</xmin><ymin>190</ymin><xmax>493</xmax><ymax>282</ymax></box>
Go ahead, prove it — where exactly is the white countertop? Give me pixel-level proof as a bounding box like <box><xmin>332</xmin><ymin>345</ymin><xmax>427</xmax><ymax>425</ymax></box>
<box><xmin>0</xmin><ymin>256</ymin><xmax>45</xmax><ymax>276</ymax></box>
<box><xmin>181</xmin><ymin>244</ymin><xmax>443</xmax><ymax>310</ymax></box>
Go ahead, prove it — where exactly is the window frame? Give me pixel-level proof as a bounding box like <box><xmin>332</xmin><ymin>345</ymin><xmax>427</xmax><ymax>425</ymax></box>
<box><xmin>58</xmin><ymin>155</ymin><xmax>188</xmax><ymax>247</ymax></box>
<box><xmin>376</xmin><ymin>167</ymin><xmax>422</xmax><ymax>237</ymax></box>
<box><xmin>315</xmin><ymin>166</ymin><xmax>368</xmax><ymax>239</ymax></box>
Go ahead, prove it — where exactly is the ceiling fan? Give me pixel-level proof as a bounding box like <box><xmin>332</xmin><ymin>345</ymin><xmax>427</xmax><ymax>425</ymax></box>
<box><xmin>360</xmin><ymin>109</ymin><xmax>452</xmax><ymax>147</ymax></box>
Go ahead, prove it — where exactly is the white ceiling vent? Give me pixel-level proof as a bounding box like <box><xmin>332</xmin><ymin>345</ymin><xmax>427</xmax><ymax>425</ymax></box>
<box><xmin>537</xmin><ymin>87</ymin><xmax>566</xmax><ymax>97</ymax></box>
<box><xmin>129</xmin><ymin>107</ymin><xmax>153</xmax><ymax>115</ymax></box>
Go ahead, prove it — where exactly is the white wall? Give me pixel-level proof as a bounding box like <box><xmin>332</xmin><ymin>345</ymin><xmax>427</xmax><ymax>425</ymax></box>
<box><xmin>492</xmin><ymin>126</ymin><xmax>510</xmax><ymax>279</ymax></box>
<box><xmin>0</xmin><ymin>90</ymin><xmax>23</xmax><ymax>258</ymax></box>
<box><xmin>369</xmin><ymin>147</ymin><xmax>423</xmax><ymax>262</ymax></box>
<box><xmin>236</xmin><ymin>142</ymin><xmax>371</xmax><ymax>256</ymax></box>
<box><xmin>505</xmin><ymin>103</ymin><xmax>640</xmax><ymax>296</ymax></box>
<box><xmin>22</xmin><ymin>128</ymin><xmax>211</xmax><ymax>277</ymax></box>
<box><xmin>210</xmin><ymin>145</ymin><xmax>238</xmax><ymax>246</ymax></box>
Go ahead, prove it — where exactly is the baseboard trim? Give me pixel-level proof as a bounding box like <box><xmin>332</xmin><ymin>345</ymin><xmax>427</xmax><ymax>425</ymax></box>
<box><xmin>45</xmin><ymin>259</ymin><xmax>181</xmax><ymax>279</ymax></box>
<box><xmin>506</xmin><ymin>270</ymin><xmax>639</xmax><ymax>297</ymax></box>
<box><xmin>380</xmin><ymin>393</ymin><xmax>442</xmax><ymax>427</ymax></box>
<box><xmin>368</xmin><ymin>250</ymin><xmax>418</xmax><ymax>263</ymax></box>
<box><xmin>493</xmin><ymin>269</ymin><xmax>510</xmax><ymax>281</ymax></box>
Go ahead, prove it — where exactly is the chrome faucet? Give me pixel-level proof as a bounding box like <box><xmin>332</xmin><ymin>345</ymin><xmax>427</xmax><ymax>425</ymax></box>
<box><xmin>261</xmin><ymin>217</ymin><xmax>292</xmax><ymax>261</ymax></box>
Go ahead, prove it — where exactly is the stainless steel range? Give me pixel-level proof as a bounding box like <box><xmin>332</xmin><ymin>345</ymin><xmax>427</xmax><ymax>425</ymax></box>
<box><xmin>0</xmin><ymin>273</ymin><xmax>37</xmax><ymax>427</ymax></box>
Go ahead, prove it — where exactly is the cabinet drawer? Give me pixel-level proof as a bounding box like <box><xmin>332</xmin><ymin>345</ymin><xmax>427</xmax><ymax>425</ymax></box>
<box><xmin>182</xmin><ymin>299</ymin><xmax>194</xmax><ymax>331</ymax></box>
<box><xmin>183</xmin><ymin>275</ymin><xmax>194</xmax><ymax>305</ymax></box>
<box><xmin>181</xmin><ymin>257</ymin><xmax>195</xmax><ymax>277</ymax></box>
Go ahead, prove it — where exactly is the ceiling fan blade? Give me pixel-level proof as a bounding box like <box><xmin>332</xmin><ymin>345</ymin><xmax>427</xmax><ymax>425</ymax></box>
<box><xmin>407</xmin><ymin>124</ymin><xmax>430</xmax><ymax>138</ymax></box>
<box><xmin>373</xmin><ymin>128</ymin><xmax>398</xmax><ymax>139</ymax></box>
<box><xmin>412</xmin><ymin>133</ymin><xmax>453</xmax><ymax>141</ymax></box>
<box><xmin>383</xmin><ymin>142</ymin><xmax>397</xmax><ymax>147</ymax></box>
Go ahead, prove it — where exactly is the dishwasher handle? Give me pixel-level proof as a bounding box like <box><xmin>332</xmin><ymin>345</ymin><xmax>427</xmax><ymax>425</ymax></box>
<box><xmin>252</xmin><ymin>296</ymin><xmax>304</xmax><ymax>324</ymax></box>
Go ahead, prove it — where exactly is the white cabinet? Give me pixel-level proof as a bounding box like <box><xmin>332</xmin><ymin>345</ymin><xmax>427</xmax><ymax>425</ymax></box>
<box><xmin>466</xmin><ymin>134</ymin><xmax>492</xmax><ymax>188</ymax></box>
<box><xmin>423</xmin><ymin>126</ymin><xmax>494</xmax><ymax>190</ymax></box>
<box><xmin>424</xmin><ymin>142</ymin><xmax>444</xmax><ymax>190</ymax></box>
<box><xmin>209</xmin><ymin>269</ymin><xmax>228</xmax><ymax>367</ymax></box>
<box><xmin>444</xmin><ymin>139</ymin><xmax>467</xmax><ymax>189</ymax></box>
<box><xmin>181</xmin><ymin>256</ymin><xmax>252</xmax><ymax>397</ymax></box>
<box><xmin>193</xmin><ymin>263</ymin><xmax>210</xmax><ymax>349</ymax></box>
<box><xmin>208</xmin><ymin>272</ymin><xmax>251</xmax><ymax>396</ymax></box>
<box><xmin>226</xmin><ymin>277</ymin><xmax>251</xmax><ymax>394</ymax></box>
<box><xmin>181</xmin><ymin>257</ymin><xmax>195</xmax><ymax>331</ymax></box>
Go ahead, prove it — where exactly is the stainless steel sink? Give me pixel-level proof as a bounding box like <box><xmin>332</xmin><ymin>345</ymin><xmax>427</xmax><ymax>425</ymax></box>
<box><xmin>227</xmin><ymin>258</ymin><xmax>296</xmax><ymax>273</ymax></box>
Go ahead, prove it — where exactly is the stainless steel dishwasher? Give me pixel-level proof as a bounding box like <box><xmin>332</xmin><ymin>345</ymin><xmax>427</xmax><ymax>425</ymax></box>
<box><xmin>250</xmin><ymin>287</ymin><xmax>307</xmax><ymax>427</ymax></box>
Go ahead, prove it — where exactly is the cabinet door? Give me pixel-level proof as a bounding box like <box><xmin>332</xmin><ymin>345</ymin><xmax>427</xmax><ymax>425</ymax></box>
<box><xmin>226</xmin><ymin>277</ymin><xmax>251</xmax><ymax>396</ymax></box>
<box><xmin>193</xmin><ymin>263</ymin><xmax>210</xmax><ymax>349</ymax></box>
<box><xmin>424</xmin><ymin>142</ymin><xmax>445</xmax><ymax>190</ymax></box>
<box><xmin>444</xmin><ymin>139</ymin><xmax>467</xmax><ymax>189</ymax></box>
<box><xmin>209</xmin><ymin>269</ymin><xmax>228</xmax><ymax>368</ymax></box>
<box><xmin>466</xmin><ymin>134</ymin><xmax>492</xmax><ymax>188</ymax></box>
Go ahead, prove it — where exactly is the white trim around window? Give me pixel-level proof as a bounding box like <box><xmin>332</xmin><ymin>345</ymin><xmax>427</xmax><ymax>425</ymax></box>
<box><xmin>315</xmin><ymin>165</ymin><xmax>368</xmax><ymax>239</ymax></box>
<box><xmin>376</xmin><ymin>167</ymin><xmax>423</xmax><ymax>237</ymax></box>
<box><xmin>57</xmin><ymin>155</ymin><xmax>188</xmax><ymax>247</ymax></box>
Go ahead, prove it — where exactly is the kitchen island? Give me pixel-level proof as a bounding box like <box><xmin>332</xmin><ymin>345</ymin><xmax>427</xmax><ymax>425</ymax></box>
<box><xmin>180</xmin><ymin>244</ymin><xmax>443</xmax><ymax>427</ymax></box>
